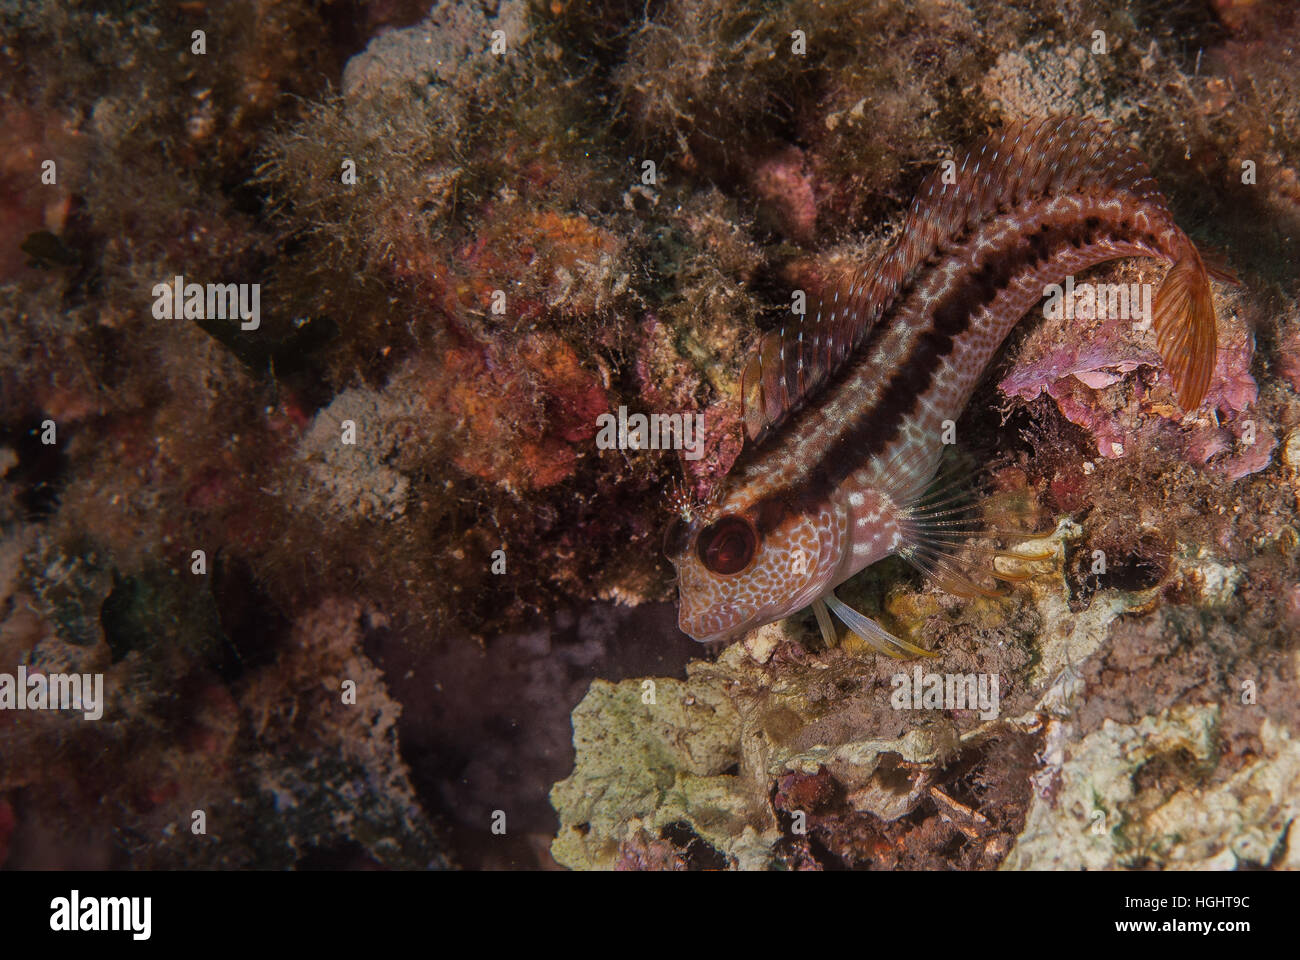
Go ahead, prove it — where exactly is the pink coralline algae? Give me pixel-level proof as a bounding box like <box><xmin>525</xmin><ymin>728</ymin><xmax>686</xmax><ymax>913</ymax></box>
<box><xmin>633</xmin><ymin>315</ymin><xmax>743</xmax><ymax>498</ymax></box>
<box><xmin>750</xmin><ymin>146</ymin><xmax>819</xmax><ymax>242</ymax></box>
<box><xmin>434</xmin><ymin>333</ymin><xmax>609</xmax><ymax>492</ymax></box>
<box><xmin>999</xmin><ymin>299</ymin><xmax>1274</xmax><ymax>479</ymax></box>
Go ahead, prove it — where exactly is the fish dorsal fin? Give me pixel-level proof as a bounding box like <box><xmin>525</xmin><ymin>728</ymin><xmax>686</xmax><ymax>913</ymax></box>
<box><xmin>741</xmin><ymin>269</ymin><xmax>888</xmax><ymax>444</ymax></box>
<box><xmin>741</xmin><ymin>116</ymin><xmax>1172</xmax><ymax>445</ymax></box>
<box><xmin>891</xmin><ymin>115</ymin><xmax>1163</xmax><ymax>271</ymax></box>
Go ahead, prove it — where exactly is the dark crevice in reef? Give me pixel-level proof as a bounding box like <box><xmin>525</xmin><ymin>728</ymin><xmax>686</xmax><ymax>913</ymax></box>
<box><xmin>370</xmin><ymin>600</ymin><xmax>697</xmax><ymax>868</ymax></box>
<box><xmin>209</xmin><ymin>555</ymin><xmax>293</xmax><ymax>681</ymax></box>
<box><xmin>660</xmin><ymin>820</ymin><xmax>730</xmax><ymax>870</ymax></box>
<box><xmin>0</xmin><ymin>417</ymin><xmax>71</xmax><ymax>520</ymax></box>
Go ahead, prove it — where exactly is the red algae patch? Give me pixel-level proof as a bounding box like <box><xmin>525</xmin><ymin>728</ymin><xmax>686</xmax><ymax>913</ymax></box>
<box><xmin>435</xmin><ymin>334</ymin><xmax>608</xmax><ymax>492</ymax></box>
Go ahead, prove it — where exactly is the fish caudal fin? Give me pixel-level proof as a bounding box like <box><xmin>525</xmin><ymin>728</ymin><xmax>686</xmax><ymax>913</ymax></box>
<box><xmin>1153</xmin><ymin>249</ymin><xmax>1222</xmax><ymax>411</ymax></box>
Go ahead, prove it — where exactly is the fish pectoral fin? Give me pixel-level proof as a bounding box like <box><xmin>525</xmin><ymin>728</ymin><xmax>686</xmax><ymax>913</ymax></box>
<box><xmin>822</xmin><ymin>591</ymin><xmax>937</xmax><ymax>659</ymax></box>
<box><xmin>895</xmin><ymin>452</ymin><xmax>1054</xmax><ymax>600</ymax></box>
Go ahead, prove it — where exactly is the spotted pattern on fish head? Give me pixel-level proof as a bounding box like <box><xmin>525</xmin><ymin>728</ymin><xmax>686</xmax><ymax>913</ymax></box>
<box><xmin>665</xmin><ymin>484</ymin><xmax>846</xmax><ymax>644</ymax></box>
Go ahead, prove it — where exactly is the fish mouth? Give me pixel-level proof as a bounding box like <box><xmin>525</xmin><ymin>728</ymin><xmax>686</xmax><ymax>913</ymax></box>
<box><xmin>676</xmin><ymin>611</ymin><xmax>724</xmax><ymax>644</ymax></box>
<box><xmin>677</xmin><ymin>601</ymin><xmax>747</xmax><ymax>644</ymax></box>
<box><xmin>679</xmin><ymin>622</ymin><xmax>737</xmax><ymax>645</ymax></box>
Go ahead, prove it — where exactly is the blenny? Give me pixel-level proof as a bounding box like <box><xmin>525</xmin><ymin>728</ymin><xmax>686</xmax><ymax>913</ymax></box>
<box><xmin>665</xmin><ymin>116</ymin><xmax>1235</xmax><ymax>654</ymax></box>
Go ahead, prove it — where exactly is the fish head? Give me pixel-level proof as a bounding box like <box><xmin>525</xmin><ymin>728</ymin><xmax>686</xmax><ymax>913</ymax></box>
<box><xmin>664</xmin><ymin>488</ymin><xmax>845</xmax><ymax>643</ymax></box>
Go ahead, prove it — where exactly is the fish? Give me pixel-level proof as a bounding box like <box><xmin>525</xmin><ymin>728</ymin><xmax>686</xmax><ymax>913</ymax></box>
<box><xmin>664</xmin><ymin>115</ymin><xmax>1236</xmax><ymax>655</ymax></box>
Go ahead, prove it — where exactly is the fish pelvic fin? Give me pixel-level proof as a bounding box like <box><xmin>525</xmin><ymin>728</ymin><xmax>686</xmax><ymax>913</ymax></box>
<box><xmin>811</xmin><ymin>597</ymin><xmax>838</xmax><ymax>648</ymax></box>
<box><xmin>822</xmin><ymin>591</ymin><xmax>937</xmax><ymax>659</ymax></box>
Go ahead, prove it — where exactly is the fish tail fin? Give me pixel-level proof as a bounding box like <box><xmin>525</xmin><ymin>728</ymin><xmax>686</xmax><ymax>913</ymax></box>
<box><xmin>1153</xmin><ymin>247</ymin><xmax>1223</xmax><ymax>411</ymax></box>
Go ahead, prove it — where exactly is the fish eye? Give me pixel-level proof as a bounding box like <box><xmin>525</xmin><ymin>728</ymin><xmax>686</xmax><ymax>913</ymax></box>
<box><xmin>697</xmin><ymin>515</ymin><xmax>758</xmax><ymax>576</ymax></box>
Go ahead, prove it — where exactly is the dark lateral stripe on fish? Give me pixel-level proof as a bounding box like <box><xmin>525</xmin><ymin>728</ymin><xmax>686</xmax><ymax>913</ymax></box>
<box><xmin>669</xmin><ymin>115</ymin><xmax>1229</xmax><ymax>648</ymax></box>
<box><xmin>805</xmin><ymin>216</ymin><xmax>1165</xmax><ymax>501</ymax></box>
<box><xmin>732</xmin><ymin>117</ymin><xmax>1221</xmax><ymax>533</ymax></box>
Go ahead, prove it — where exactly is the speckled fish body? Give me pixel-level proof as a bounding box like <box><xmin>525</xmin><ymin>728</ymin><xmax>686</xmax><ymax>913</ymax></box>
<box><xmin>666</xmin><ymin>116</ymin><xmax>1231</xmax><ymax>653</ymax></box>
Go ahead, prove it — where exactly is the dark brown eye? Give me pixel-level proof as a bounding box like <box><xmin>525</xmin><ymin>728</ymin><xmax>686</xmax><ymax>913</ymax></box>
<box><xmin>697</xmin><ymin>515</ymin><xmax>758</xmax><ymax>575</ymax></box>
